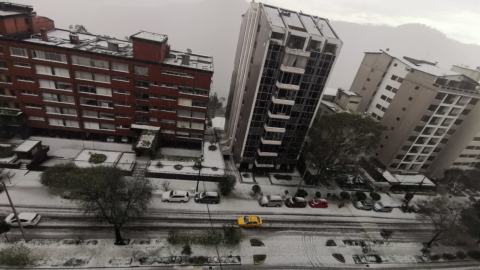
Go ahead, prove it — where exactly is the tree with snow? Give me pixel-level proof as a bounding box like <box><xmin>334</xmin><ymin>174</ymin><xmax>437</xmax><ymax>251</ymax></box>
<box><xmin>460</xmin><ymin>201</ymin><xmax>480</xmax><ymax>244</ymax></box>
<box><xmin>440</xmin><ymin>168</ymin><xmax>472</xmax><ymax>195</ymax></box>
<box><xmin>69</xmin><ymin>24</ymin><xmax>90</xmax><ymax>34</ymax></box>
<box><xmin>40</xmin><ymin>163</ymin><xmax>153</xmax><ymax>245</ymax></box>
<box><xmin>208</xmin><ymin>92</ymin><xmax>225</xmax><ymax>118</ymax></box>
<box><xmin>416</xmin><ymin>196</ymin><xmax>464</xmax><ymax>247</ymax></box>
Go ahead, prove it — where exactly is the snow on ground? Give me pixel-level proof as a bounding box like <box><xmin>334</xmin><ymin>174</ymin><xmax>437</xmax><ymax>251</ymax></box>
<box><xmin>240</xmin><ymin>172</ymin><xmax>255</xmax><ymax>183</ymax></box>
<box><xmin>269</xmin><ymin>169</ymin><xmax>303</xmax><ymax>186</ymax></box>
<box><xmin>116</xmin><ymin>153</ymin><xmax>136</xmax><ymax>171</ymax></box>
<box><xmin>211</xmin><ymin>117</ymin><xmax>225</xmax><ymax>130</ymax></box>
<box><xmin>74</xmin><ymin>150</ymin><xmax>121</xmax><ymax>167</ymax></box>
<box><xmin>47</xmin><ymin>148</ymin><xmax>82</xmax><ymax>159</ymax></box>
<box><xmin>27</xmin><ymin>136</ymin><xmax>132</xmax><ymax>152</ymax></box>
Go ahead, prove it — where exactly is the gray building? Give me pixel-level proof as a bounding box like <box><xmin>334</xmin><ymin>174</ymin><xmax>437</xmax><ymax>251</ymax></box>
<box><xmin>223</xmin><ymin>2</ymin><xmax>342</xmax><ymax>170</ymax></box>
<box><xmin>350</xmin><ymin>50</ymin><xmax>480</xmax><ymax>178</ymax></box>
<box><xmin>317</xmin><ymin>88</ymin><xmax>361</xmax><ymax>116</ymax></box>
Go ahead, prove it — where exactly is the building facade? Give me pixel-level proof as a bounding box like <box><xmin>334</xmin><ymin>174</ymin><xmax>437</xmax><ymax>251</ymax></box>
<box><xmin>451</xmin><ymin>65</ymin><xmax>480</xmax><ymax>83</ymax></box>
<box><xmin>224</xmin><ymin>2</ymin><xmax>342</xmax><ymax>170</ymax></box>
<box><xmin>0</xmin><ymin>2</ymin><xmax>213</xmax><ymax>146</ymax></box>
<box><xmin>350</xmin><ymin>50</ymin><xmax>480</xmax><ymax>178</ymax></box>
<box><xmin>317</xmin><ymin>88</ymin><xmax>361</xmax><ymax>116</ymax></box>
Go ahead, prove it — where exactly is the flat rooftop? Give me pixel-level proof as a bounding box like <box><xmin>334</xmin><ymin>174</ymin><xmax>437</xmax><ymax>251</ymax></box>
<box><xmin>262</xmin><ymin>4</ymin><xmax>338</xmax><ymax>39</ymax></box>
<box><xmin>14</xmin><ymin>140</ymin><xmax>39</xmax><ymax>153</ymax></box>
<box><xmin>22</xmin><ymin>29</ymin><xmax>213</xmax><ymax>72</ymax></box>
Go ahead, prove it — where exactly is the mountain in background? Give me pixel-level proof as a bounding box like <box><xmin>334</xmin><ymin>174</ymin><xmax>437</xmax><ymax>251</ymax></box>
<box><xmin>328</xmin><ymin>22</ymin><xmax>480</xmax><ymax>90</ymax></box>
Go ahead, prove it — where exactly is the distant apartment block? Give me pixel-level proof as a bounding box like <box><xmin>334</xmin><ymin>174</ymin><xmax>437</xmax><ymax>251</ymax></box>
<box><xmin>317</xmin><ymin>88</ymin><xmax>361</xmax><ymax>116</ymax></box>
<box><xmin>0</xmin><ymin>2</ymin><xmax>213</xmax><ymax>146</ymax></box>
<box><xmin>350</xmin><ymin>50</ymin><xmax>480</xmax><ymax>177</ymax></box>
<box><xmin>451</xmin><ymin>65</ymin><xmax>480</xmax><ymax>83</ymax></box>
<box><xmin>224</xmin><ymin>2</ymin><xmax>342</xmax><ymax>170</ymax></box>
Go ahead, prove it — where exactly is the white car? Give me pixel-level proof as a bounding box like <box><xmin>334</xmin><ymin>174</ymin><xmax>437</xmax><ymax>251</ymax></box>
<box><xmin>5</xmin><ymin>213</ymin><xmax>41</xmax><ymax>227</ymax></box>
<box><xmin>161</xmin><ymin>190</ymin><xmax>190</xmax><ymax>203</ymax></box>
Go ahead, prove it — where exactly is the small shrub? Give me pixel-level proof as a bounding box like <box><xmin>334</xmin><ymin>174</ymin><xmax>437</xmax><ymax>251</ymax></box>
<box><xmin>456</xmin><ymin>251</ymin><xmax>467</xmax><ymax>260</ymax></box>
<box><xmin>331</xmin><ymin>194</ymin><xmax>339</xmax><ymax>201</ymax></box>
<box><xmin>315</xmin><ymin>191</ymin><xmax>321</xmax><ymax>198</ymax></box>
<box><xmin>326</xmin><ymin>240</ymin><xmax>336</xmax><ymax>246</ymax></box>
<box><xmin>0</xmin><ymin>145</ymin><xmax>15</xmax><ymax>159</ymax></box>
<box><xmin>250</xmin><ymin>239</ymin><xmax>264</xmax><ymax>247</ymax></box>
<box><xmin>181</xmin><ymin>244</ymin><xmax>192</xmax><ymax>256</ymax></box>
<box><xmin>155</xmin><ymin>161</ymin><xmax>163</xmax><ymax>168</ymax></box>
<box><xmin>370</xmin><ymin>192</ymin><xmax>381</xmax><ymax>201</ymax></box>
<box><xmin>242</xmin><ymin>173</ymin><xmax>250</xmax><ymax>178</ymax></box>
<box><xmin>174</xmin><ymin>164</ymin><xmax>183</xmax><ymax>170</ymax></box>
<box><xmin>188</xmin><ymin>256</ymin><xmax>208</xmax><ymax>265</ymax></box>
<box><xmin>274</xmin><ymin>174</ymin><xmax>292</xmax><ymax>181</ymax></box>
<box><xmin>252</xmin><ymin>185</ymin><xmax>261</xmax><ymax>196</ymax></box>
<box><xmin>340</xmin><ymin>191</ymin><xmax>351</xmax><ymax>201</ymax></box>
<box><xmin>0</xmin><ymin>244</ymin><xmax>33</xmax><ymax>266</ymax></box>
<box><xmin>161</xmin><ymin>180</ymin><xmax>171</xmax><ymax>191</ymax></box>
<box><xmin>208</xmin><ymin>144</ymin><xmax>217</xmax><ymax>151</ymax></box>
<box><xmin>284</xmin><ymin>190</ymin><xmax>289</xmax><ymax>196</ymax></box>
<box><xmin>404</xmin><ymin>193</ymin><xmax>414</xmax><ymax>201</ymax></box>
<box><xmin>223</xmin><ymin>225</ymin><xmax>243</xmax><ymax>246</ymax></box>
<box><xmin>442</xmin><ymin>253</ymin><xmax>456</xmax><ymax>260</ymax></box>
<box><xmin>355</xmin><ymin>191</ymin><xmax>367</xmax><ymax>201</ymax></box>
<box><xmin>431</xmin><ymin>254</ymin><xmax>440</xmax><ymax>261</ymax></box>
<box><xmin>296</xmin><ymin>189</ymin><xmax>308</xmax><ymax>198</ymax></box>
<box><xmin>467</xmin><ymin>250</ymin><xmax>480</xmax><ymax>260</ymax></box>
<box><xmin>217</xmin><ymin>175</ymin><xmax>237</xmax><ymax>196</ymax></box>
<box><xmin>88</xmin><ymin>153</ymin><xmax>107</xmax><ymax>164</ymax></box>
<box><xmin>421</xmin><ymin>247</ymin><xmax>430</xmax><ymax>256</ymax></box>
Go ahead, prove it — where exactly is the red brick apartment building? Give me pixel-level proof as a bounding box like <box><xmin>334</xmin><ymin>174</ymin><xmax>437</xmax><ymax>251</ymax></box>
<box><xmin>0</xmin><ymin>2</ymin><xmax>213</xmax><ymax>147</ymax></box>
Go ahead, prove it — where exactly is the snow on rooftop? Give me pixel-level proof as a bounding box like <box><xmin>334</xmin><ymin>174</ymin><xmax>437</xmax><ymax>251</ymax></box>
<box><xmin>316</xmin><ymin>18</ymin><xmax>337</xmax><ymax>38</ymax></box>
<box><xmin>321</xmin><ymin>100</ymin><xmax>345</xmax><ymax>113</ymax></box>
<box><xmin>212</xmin><ymin>117</ymin><xmax>225</xmax><ymax>130</ymax></box>
<box><xmin>299</xmin><ymin>14</ymin><xmax>321</xmax><ymax>36</ymax></box>
<box><xmin>392</xmin><ymin>174</ymin><xmax>435</xmax><ymax>187</ymax></box>
<box><xmin>136</xmin><ymin>133</ymin><xmax>157</xmax><ymax>149</ymax></box>
<box><xmin>263</xmin><ymin>6</ymin><xmax>285</xmax><ymax>29</ymax></box>
<box><xmin>14</xmin><ymin>140</ymin><xmax>39</xmax><ymax>152</ymax></box>
<box><xmin>323</xmin><ymin>87</ymin><xmax>338</xmax><ymax>97</ymax></box>
<box><xmin>74</xmin><ymin>150</ymin><xmax>121</xmax><ymax>167</ymax></box>
<box><xmin>340</xmin><ymin>89</ymin><xmax>359</xmax><ymax>96</ymax></box>
<box><xmin>0</xmin><ymin>10</ymin><xmax>21</xmax><ymax>17</ymax></box>
<box><xmin>131</xmin><ymin>31</ymin><xmax>167</xmax><ymax>43</ymax></box>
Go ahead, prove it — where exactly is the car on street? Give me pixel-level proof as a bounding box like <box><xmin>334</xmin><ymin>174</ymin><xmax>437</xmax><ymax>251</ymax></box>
<box><xmin>373</xmin><ymin>202</ymin><xmax>393</xmax><ymax>212</ymax></box>
<box><xmin>309</xmin><ymin>198</ymin><xmax>329</xmax><ymax>208</ymax></box>
<box><xmin>258</xmin><ymin>195</ymin><xmax>283</xmax><ymax>207</ymax></box>
<box><xmin>5</xmin><ymin>213</ymin><xmax>41</xmax><ymax>227</ymax></box>
<box><xmin>195</xmin><ymin>192</ymin><xmax>220</xmax><ymax>204</ymax></box>
<box><xmin>237</xmin><ymin>216</ymin><xmax>262</xmax><ymax>228</ymax></box>
<box><xmin>161</xmin><ymin>190</ymin><xmax>190</xmax><ymax>203</ymax></box>
<box><xmin>354</xmin><ymin>200</ymin><xmax>373</xmax><ymax>211</ymax></box>
<box><xmin>285</xmin><ymin>197</ymin><xmax>307</xmax><ymax>208</ymax></box>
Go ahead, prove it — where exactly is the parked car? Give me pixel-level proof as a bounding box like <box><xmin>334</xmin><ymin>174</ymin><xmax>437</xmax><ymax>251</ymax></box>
<box><xmin>285</xmin><ymin>197</ymin><xmax>307</xmax><ymax>208</ymax></box>
<box><xmin>5</xmin><ymin>213</ymin><xmax>41</xmax><ymax>227</ymax></box>
<box><xmin>309</xmin><ymin>198</ymin><xmax>329</xmax><ymax>208</ymax></box>
<box><xmin>373</xmin><ymin>202</ymin><xmax>393</xmax><ymax>212</ymax></box>
<box><xmin>258</xmin><ymin>195</ymin><xmax>283</xmax><ymax>207</ymax></box>
<box><xmin>401</xmin><ymin>204</ymin><xmax>420</xmax><ymax>213</ymax></box>
<box><xmin>195</xmin><ymin>192</ymin><xmax>220</xmax><ymax>204</ymax></box>
<box><xmin>354</xmin><ymin>200</ymin><xmax>373</xmax><ymax>211</ymax></box>
<box><xmin>161</xmin><ymin>190</ymin><xmax>190</xmax><ymax>203</ymax></box>
<box><xmin>237</xmin><ymin>216</ymin><xmax>262</xmax><ymax>228</ymax></box>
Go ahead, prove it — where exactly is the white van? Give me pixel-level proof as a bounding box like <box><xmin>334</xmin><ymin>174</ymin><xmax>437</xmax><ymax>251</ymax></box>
<box><xmin>258</xmin><ymin>195</ymin><xmax>283</xmax><ymax>207</ymax></box>
<box><xmin>373</xmin><ymin>202</ymin><xmax>393</xmax><ymax>212</ymax></box>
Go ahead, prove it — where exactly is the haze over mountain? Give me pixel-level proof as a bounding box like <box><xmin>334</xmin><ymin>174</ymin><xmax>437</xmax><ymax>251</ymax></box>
<box><xmin>12</xmin><ymin>0</ymin><xmax>480</xmax><ymax>100</ymax></box>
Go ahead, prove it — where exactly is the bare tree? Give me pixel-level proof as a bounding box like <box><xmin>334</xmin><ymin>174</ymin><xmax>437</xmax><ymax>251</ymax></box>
<box><xmin>416</xmin><ymin>196</ymin><xmax>465</xmax><ymax>247</ymax></box>
<box><xmin>161</xmin><ymin>180</ymin><xmax>171</xmax><ymax>191</ymax></box>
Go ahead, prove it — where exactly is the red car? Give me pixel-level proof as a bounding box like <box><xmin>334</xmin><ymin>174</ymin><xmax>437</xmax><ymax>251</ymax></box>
<box><xmin>309</xmin><ymin>199</ymin><xmax>328</xmax><ymax>208</ymax></box>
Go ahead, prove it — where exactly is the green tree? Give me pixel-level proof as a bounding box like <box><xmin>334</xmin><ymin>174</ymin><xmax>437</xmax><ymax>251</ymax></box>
<box><xmin>355</xmin><ymin>191</ymin><xmax>367</xmax><ymax>201</ymax></box>
<box><xmin>380</xmin><ymin>229</ymin><xmax>393</xmax><ymax>241</ymax></box>
<box><xmin>252</xmin><ymin>185</ymin><xmax>261</xmax><ymax>196</ymax></box>
<box><xmin>69</xmin><ymin>24</ymin><xmax>90</xmax><ymax>34</ymax></box>
<box><xmin>440</xmin><ymin>168</ymin><xmax>472</xmax><ymax>195</ymax></box>
<box><xmin>460</xmin><ymin>201</ymin><xmax>480</xmax><ymax>244</ymax></box>
<box><xmin>40</xmin><ymin>164</ymin><xmax>153</xmax><ymax>245</ymax></box>
<box><xmin>416</xmin><ymin>196</ymin><xmax>464</xmax><ymax>247</ymax></box>
<box><xmin>208</xmin><ymin>92</ymin><xmax>225</xmax><ymax>118</ymax></box>
<box><xmin>181</xmin><ymin>244</ymin><xmax>193</xmax><ymax>256</ymax></box>
<box><xmin>340</xmin><ymin>191</ymin><xmax>351</xmax><ymax>201</ymax></box>
<box><xmin>303</xmin><ymin>113</ymin><xmax>385</xmax><ymax>184</ymax></box>
<box><xmin>217</xmin><ymin>174</ymin><xmax>237</xmax><ymax>196</ymax></box>
<box><xmin>0</xmin><ymin>221</ymin><xmax>10</xmax><ymax>242</ymax></box>
<box><xmin>0</xmin><ymin>244</ymin><xmax>32</xmax><ymax>266</ymax></box>
<box><xmin>370</xmin><ymin>192</ymin><xmax>381</xmax><ymax>201</ymax></box>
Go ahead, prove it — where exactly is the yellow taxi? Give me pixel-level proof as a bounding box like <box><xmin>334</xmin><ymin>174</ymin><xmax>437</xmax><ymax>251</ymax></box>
<box><xmin>237</xmin><ymin>216</ymin><xmax>262</xmax><ymax>228</ymax></box>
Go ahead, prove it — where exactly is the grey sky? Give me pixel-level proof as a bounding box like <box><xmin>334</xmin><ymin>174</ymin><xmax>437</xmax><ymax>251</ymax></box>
<box><xmin>264</xmin><ymin>0</ymin><xmax>480</xmax><ymax>45</ymax></box>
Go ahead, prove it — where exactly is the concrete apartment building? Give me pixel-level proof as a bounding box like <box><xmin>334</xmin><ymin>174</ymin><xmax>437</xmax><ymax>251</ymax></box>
<box><xmin>350</xmin><ymin>50</ymin><xmax>480</xmax><ymax>178</ymax></box>
<box><xmin>0</xmin><ymin>2</ymin><xmax>213</xmax><ymax>146</ymax></box>
<box><xmin>223</xmin><ymin>2</ymin><xmax>342</xmax><ymax>170</ymax></box>
<box><xmin>451</xmin><ymin>65</ymin><xmax>480</xmax><ymax>83</ymax></box>
<box><xmin>317</xmin><ymin>88</ymin><xmax>361</xmax><ymax>116</ymax></box>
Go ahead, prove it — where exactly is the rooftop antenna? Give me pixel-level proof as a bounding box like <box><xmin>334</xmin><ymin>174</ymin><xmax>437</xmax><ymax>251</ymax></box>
<box><xmin>424</xmin><ymin>50</ymin><xmax>430</xmax><ymax>61</ymax></box>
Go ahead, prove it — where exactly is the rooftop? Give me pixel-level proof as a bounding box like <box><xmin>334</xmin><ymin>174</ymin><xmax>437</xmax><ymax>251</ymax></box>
<box><xmin>323</xmin><ymin>87</ymin><xmax>338</xmax><ymax>97</ymax></box>
<box><xmin>262</xmin><ymin>4</ymin><xmax>338</xmax><ymax>39</ymax></box>
<box><xmin>321</xmin><ymin>100</ymin><xmax>347</xmax><ymax>113</ymax></box>
<box><xmin>390</xmin><ymin>173</ymin><xmax>436</xmax><ymax>187</ymax></box>
<box><xmin>21</xmin><ymin>29</ymin><xmax>213</xmax><ymax>72</ymax></box>
<box><xmin>339</xmin><ymin>88</ymin><xmax>359</xmax><ymax>97</ymax></box>
<box><xmin>14</xmin><ymin>140</ymin><xmax>39</xmax><ymax>153</ymax></box>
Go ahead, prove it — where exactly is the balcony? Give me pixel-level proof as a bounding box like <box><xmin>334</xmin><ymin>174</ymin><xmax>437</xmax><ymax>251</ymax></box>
<box><xmin>271</xmin><ymin>96</ymin><xmax>295</xmax><ymax>106</ymax></box>
<box><xmin>276</xmin><ymin>80</ymin><xmax>300</xmax><ymax>91</ymax></box>
<box><xmin>261</xmin><ymin>137</ymin><xmax>282</xmax><ymax>145</ymax></box>
<box><xmin>257</xmin><ymin>149</ymin><xmax>278</xmax><ymax>157</ymax></box>
<box><xmin>268</xmin><ymin>110</ymin><xmax>290</xmax><ymax>120</ymax></box>
<box><xmin>280</xmin><ymin>64</ymin><xmax>304</xmax><ymax>75</ymax></box>
<box><xmin>255</xmin><ymin>160</ymin><xmax>275</xmax><ymax>168</ymax></box>
<box><xmin>264</xmin><ymin>124</ymin><xmax>286</xmax><ymax>133</ymax></box>
<box><xmin>285</xmin><ymin>47</ymin><xmax>310</xmax><ymax>58</ymax></box>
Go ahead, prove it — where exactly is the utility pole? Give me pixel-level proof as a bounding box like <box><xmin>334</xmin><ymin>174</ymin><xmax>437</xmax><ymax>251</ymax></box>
<box><xmin>2</xmin><ymin>182</ymin><xmax>27</xmax><ymax>242</ymax></box>
<box><xmin>405</xmin><ymin>175</ymin><xmax>426</xmax><ymax>207</ymax></box>
<box><xmin>296</xmin><ymin>159</ymin><xmax>311</xmax><ymax>195</ymax></box>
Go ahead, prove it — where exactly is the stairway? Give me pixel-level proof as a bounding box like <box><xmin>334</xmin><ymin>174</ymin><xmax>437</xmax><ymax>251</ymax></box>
<box><xmin>132</xmin><ymin>161</ymin><xmax>148</xmax><ymax>178</ymax></box>
<box><xmin>19</xmin><ymin>163</ymin><xmax>27</xmax><ymax>170</ymax></box>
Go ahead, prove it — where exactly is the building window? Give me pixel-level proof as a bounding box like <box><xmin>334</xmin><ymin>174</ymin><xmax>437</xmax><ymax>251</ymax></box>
<box><xmin>396</xmin><ymin>117</ymin><xmax>400</xmax><ymax>121</ymax></box>
<box><xmin>35</xmin><ymin>65</ymin><xmax>70</xmax><ymax>78</ymax></box>
<box><xmin>24</xmin><ymin>103</ymin><xmax>41</xmax><ymax>109</ymax></box>
<box><xmin>391</xmin><ymin>75</ymin><xmax>398</xmax><ymax>81</ymax></box>
<box><xmin>113</xmin><ymin>89</ymin><xmax>130</xmax><ymax>95</ymax></box>
<box><xmin>114</xmin><ymin>102</ymin><xmax>130</xmax><ymax>107</ymax></box>
<box><xmin>133</xmin><ymin>65</ymin><xmax>148</xmax><ymax>76</ymax></box>
<box><xmin>134</xmin><ymin>79</ymin><xmax>149</xmax><ymax>89</ymax></box>
<box><xmin>112</xmin><ymin>76</ymin><xmax>129</xmax><ymax>82</ymax></box>
<box><xmin>179</xmin><ymin>86</ymin><xmax>208</xmax><ymax>96</ymax></box>
<box><xmin>38</xmin><ymin>79</ymin><xmax>72</xmax><ymax>91</ymax></box>
<box><xmin>161</xmin><ymin>95</ymin><xmax>177</xmax><ymax>101</ymax></box>
<box><xmin>0</xmin><ymin>74</ymin><xmax>11</xmax><ymax>83</ymax></box>
<box><xmin>415</xmin><ymin>86</ymin><xmax>420</xmax><ymax>90</ymax></box>
<box><xmin>116</xmin><ymin>125</ymin><xmax>130</xmax><ymax>129</ymax></box>
<box><xmin>32</xmin><ymin>50</ymin><xmax>67</xmax><ymax>63</ymax></box>
<box><xmin>75</xmin><ymin>71</ymin><xmax>110</xmax><ymax>83</ymax></box>
<box><xmin>162</xmin><ymin>70</ymin><xmax>194</xmax><ymax>78</ymax></box>
<box><xmin>49</xmin><ymin>118</ymin><xmax>79</xmax><ymax>128</ymax></box>
<box><xmin>21</xmin><ymin>90</ymin><xmax>37</xmax><ymax>96</ymax></box>
<box><xmin>161</xmin><ymin>119</ymin><xmax>175</xmax><ymax>124</ymax></box>
<box><xmin>111</xmin><ymin>61</ymin><xmax>128</xmax><ymax>72</ymax></box>
<box><xmin>402</xmin><ymin>107</ymin><xmax>406</xmax><ymax>111</ymax></box>
<box><xmin>42</xmin><ymin>93</ymin><xmax>75</xmax><ymax>104</ymax></box>
<box><xmin>161</xmin><ymin>107</ymin><xmax>176</xmax><ymax>113</ymax></box>
<box><xmin>161</xmin><ymin>129</ymin><xmax>175</xmax><ymax>134</ymax></box>
<box><xmin>12</xmin><ymin>61</ymin><xmax>30</xmax><ymax>68</ymax></box>
<box><xmin>78</xmin><ymin>85</ymin><xmax>112</xmax><ymax>96</ymax></box>
<box><xmin>393</xmin><ymin>63</ymin><xmax>398</xmax><ymax>67</ymax></box>
<box><xmin>9</xmin><ymin>47</ymin><xmax>28</xmax><ymax>58</ymax></box>
<box><xmin>16</xmin><ymin>76</ymin><xmax>34</xmax><ymax>82</ymax></box>
<box><xmin>0</xmin><ymin>60</ymin><xmax>7</xmax><ymax>69</ymax></box>
<box><xmin>71</xmin><ymin>55</ymin><xmax>108</xmax><ymax>69</ymax></box>
<box><xmin>29</xmin><ymin>116</ymin><xmax>45</xmax><ymax>121</ymax></box>
<box><xmin>367</xmin><ymin>78</ymin><xmax>370</xmax><ymax>81</ymax></box>
<box><xmin>149</xmin><ymin>81</ymin><xmax>158</xmax><ymax>86</ymax></box>
<box><xmin>161</xmin><ymin>83</ymin><xmax>177</xmax><ymax>89</ymax></box>
<box><xmin>115</xmin><ymin>113</ymin><xmax>130</xmax><ymax>119</ymax></box>
<box><xmin>408</xmin><ymin>97</ymin><xmax>413</xmax><ymax>101</ymax></box>
<box><xmin>46</xmin><ymin>106</ymin><xmax>77</xmax><ymax>116</ymax></box>
<box><xmin>0</xmin><ymin>88</ymin><xmax>14</xmax><ymax>97</ymax></box>
<box><xmin>150</xmin><ymin>117</ymin><xmax>158</xmax><ymax>122</ymax></box>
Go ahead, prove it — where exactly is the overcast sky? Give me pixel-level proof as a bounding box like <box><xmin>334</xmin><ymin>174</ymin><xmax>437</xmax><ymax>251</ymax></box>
<box><xmin>262</xmin><ymin>0</ymin><xmax>480</xmax><ymax>45</ymax></box>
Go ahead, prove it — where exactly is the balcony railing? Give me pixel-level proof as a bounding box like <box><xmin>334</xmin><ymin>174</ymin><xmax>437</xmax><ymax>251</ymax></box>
<box><xmin>268</xmin><ymin>110</ymin><xmax>290</xmax><ymax>120</ymax></box>
<box><xmin>264</xmin><ymin>124</ymin><xmax>286</xmax><ymax>133</ymax></box>
<box><xmin>261</xmin><ymin>137</ymin><xmax>282</xmax><ymax>145</ymax></box>
<box><xmin>271</xmin><ymin>96</ymin><xmax>295</xmax><ymax>106</ymax></box>
<box><xmin>285</xmin><ymin>47</ymin><xmax>310</xmax><ymax>57</ymax></box>
<box><xmin>276</xmin><ymin>80</ymin><xmax>300</xmax><ymax>91</ymax></box>
<box><xmin>257</xmin><ymin>149</ymin><xmax>278</xmax><ymax>157</ymax></box>
<box><xmin>280</xmin><ymin>64</ymin><xmax>305</xmax><ymax>74</ymax></box>
<box><xmin>255</xmin><ymin>160</ymin><xmax>275</xmax><ymax>168</ymax></box>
